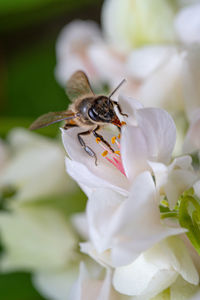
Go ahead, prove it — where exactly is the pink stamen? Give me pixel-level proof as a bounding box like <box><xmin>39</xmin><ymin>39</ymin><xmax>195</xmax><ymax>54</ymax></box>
<box><xmin>98</xmin><ymin>136</ymin><xmax>126</xmax><ymax>176</ymax></box>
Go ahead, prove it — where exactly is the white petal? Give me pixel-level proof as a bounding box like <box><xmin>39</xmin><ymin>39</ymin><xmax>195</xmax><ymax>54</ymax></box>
<box><xmin>0</xmin><ymin>128</ymin><xmax>74</xmax><ymax>202</ymax></box>
<box><xmin>71</xmin><ymin>212</ymin><xmax>89</xmax><ymax>240</ymax></box>
<box><xmin>113</xmin><ymin>254</ymin><xmax>177</xmax><ymax>298</ymax></box>
<box><xmin>135</xmin><ymin>108</ymin><xmax>176</xmax><ymax>163</ymax></box>
<box><xmin>65</xmin><ymin>157</ymin><xmax>128</xmax><ymax>195</ymax></box>
<box><xmin>88</xmin><ymin>43</ymin><xmax>127</xmax><ymax>91</ymax></box>
<box><xmin>181</xmin><ymin>47</ymin><xmax>200</xmax><ymax>122</ymax></box>
<box><xmin>194</xmin><ymin>180</ymin><xmax>200</xmax><ymax>199</ymax></box>
<box><xmin>170</xmin><ymin>276</ymin><xmax>200</xmax><ymax>300</ymax></box>
<box><xmin>121</xmin><ymin>125</ymin><xmax>149</xmax><ymax>182</ymax></box>
<box><xmin>183</xmin><ymin>113</ymin><xmax>200</xmax><ymax>153</ymax></box>
<box><xmin>55</xmin><ymin>20</ymin><xmax>102</xmax><ymax>86</ymax></box>
<box><xmin>138</xmin><ymin>49</ymin><xmax>184</xmax><ymax>112</ymax></box>
<box><xmin>150</xmin><ymin>156</ymin><xmax>197</xmax><ymax>209</ymax></box>
<box><xmin>110</xmin><ymin>172</ymin><xmax>184</xmax><ymax>266</ymax></box>
<box><xmin>118</xmin><ymin>95</ymin><xmax>144</xmax><ymax>126</ymax></box>
<box><xmin>127</xmin><ymin>46</ymin><xmax>174</xmax><ymax>79</ymax></box>
<box><xmin>0</xmin><ymin>205</ymin><xmax>77</xmax><ymax>272</ymax></box>
<box><xmin>175</xmin><ymin>4</ymin><xmax>200</xmax><ymax>44</ymax></box>
<box><xmin>121</xmin><ymin>107</ymin><xmax>176</xmax><ymax>181</ymax></box>
<box><xmin>87</xmin><ymin>189</ymin><xmax>124</xmax><ymax>253</ymax></box>
<box><xmin>68</xmin><ymin>262</ymin><xmax>119</xmax><ymax>300</ymax></box>
<box><xmin>113</xmin><ymin>237</ymin><xmax>199</xmax><ymax>298</ymax></box>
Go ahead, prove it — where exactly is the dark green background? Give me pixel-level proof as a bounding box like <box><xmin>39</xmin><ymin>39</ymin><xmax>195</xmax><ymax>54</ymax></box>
<box><xmin>0</xmin><ymin>0</ymin><xmax>103</xmax><ymax>299</ymax></box>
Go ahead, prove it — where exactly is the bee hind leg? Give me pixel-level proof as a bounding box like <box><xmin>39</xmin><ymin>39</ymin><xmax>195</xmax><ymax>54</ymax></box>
<box><xmin>78</xmin><ymin>131</ymin><xmax>98</xmax><ymax>166</ymax></box>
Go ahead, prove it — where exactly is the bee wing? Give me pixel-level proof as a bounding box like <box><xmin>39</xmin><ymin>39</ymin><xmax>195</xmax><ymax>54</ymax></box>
<box><xmin>30</xmin><ymin>111</ymin><xmax>76</xmax><ymax>130</ymax></box>
<box><xmin>66</xmin><ymin>70</ymin><xmax>94</xmax><ymax>102</ymax></box>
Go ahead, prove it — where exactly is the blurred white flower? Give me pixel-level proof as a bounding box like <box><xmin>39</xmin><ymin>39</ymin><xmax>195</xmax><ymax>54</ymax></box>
<box><xmin>175</xmin><ymin>3</ymin><xmax>200</xmax><ymax>44</ymax></box>
<box><xmin>102</xmin><ymin>0</ymin><xmax>176</xmax><ymax>50</ymax></box>
<box><xmin>0</xmin><ymin>139</ymin><xmax>9</xmax><ymax>174</ymax></box>
<box><xmin>183</xmin><ymin>110</ymin><xmax>200</xmax><ymax>154</ymax></box>
<box><xmin>0</xmin><ymin>202</ymin><xmax>78</xmax><ymax>272</ymax></box>
<box><xmin>0</xmin><ymin>128</ymin><xmax>76</xmax><ymax>203</ymax></box>
<box><xmin>33</xmin><ymin>265</ymin><xmax>80</xmax><ymax>300</ymax></box>
<box><xmin>113</xmin><ymin>237</ymin><xmax>199</xmax><ymax>299</ymax></box>
<box><xmin>55</xmin><ymin>20</ymin><xmax>103</xmax><ymax>88</ymax></box>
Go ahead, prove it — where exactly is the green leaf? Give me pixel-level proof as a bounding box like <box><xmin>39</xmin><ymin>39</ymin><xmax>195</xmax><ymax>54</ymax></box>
<box><xmin>179</xmin><ymin>189</ymin><xmax>200</xmax><ymax>255</ymax></box>
<box><xmin>0</xmin><ymin>272</ymin><xmax>45</xmax><ymax>300</ymax></box>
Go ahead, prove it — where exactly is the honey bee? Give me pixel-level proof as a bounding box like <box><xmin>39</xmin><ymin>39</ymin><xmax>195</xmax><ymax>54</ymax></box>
<box><xmin>30</xmin><ymin>71</ymin><xmax>127</xmax><ymax>165</ymax></box>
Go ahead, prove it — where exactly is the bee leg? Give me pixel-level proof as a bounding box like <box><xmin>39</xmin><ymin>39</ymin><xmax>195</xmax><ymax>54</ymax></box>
<box><xmin>112</xmin><ymin>101</ymin><xmax>128</xmax><ymax>117</ymax></box>
<box><xmin>93</xmin><ymin>126</ymin><xmax>115</xmax><ymax>153</ymax></box>
<box><xmin>63</xmin><ymin>123</ymin><xmax>78</xmax><ymax>130</ymax></box>
<box><xmin>78</xmin><ymin>131</ymin><xmax>98</xmax><ymax>166</ymax></box>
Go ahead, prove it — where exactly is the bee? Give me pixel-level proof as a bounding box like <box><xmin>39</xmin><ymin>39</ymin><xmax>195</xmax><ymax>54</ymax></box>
<box><xmin>30</xmin><ymin>71</ymin><xmax>127</xmax><ymax>165</ymax></box>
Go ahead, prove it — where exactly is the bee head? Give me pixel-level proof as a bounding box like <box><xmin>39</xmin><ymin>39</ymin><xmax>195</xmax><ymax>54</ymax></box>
<box><xmin>88</xmin><ymin>96</ymin><xmax>121</xmax><ymax>127</ymax></box>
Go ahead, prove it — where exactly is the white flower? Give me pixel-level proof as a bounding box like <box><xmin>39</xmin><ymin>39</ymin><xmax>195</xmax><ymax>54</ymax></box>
<box><xmin>181</xmin><ymin>46</ymin><xmax>200</xmax><ymax>122</ymax></box>
<box><xmin>102</xmin><ymin>0</ymin><xmax>176</xmax><ymax>50</ymax></box>
<box><xmin>0</xmin><ymin>128</ymin><xmax>76</xmax><ymax>203</ymax></box>
<box><xmin>62</xmin><ymin>96</ymin><xmax>176</xmax><ymax>194</ymax></box>
<box><xmin>80</xmin><ymin>172</ymin><xmax>184</xmax><ymax>268</ymax></box>
<box><xmin>183</xmin><ymin>110</ymin><xmax>200</xmax><ymax>153</ymax></box>
<box><xmin>55</xmin><ymin>20</ymin><xmax>103</xmax><ymax>87</ymax></box>
<box><xmin>0</xmin><ymin>202</ymin><xmax>77</xmax><ymax>272</ymax></box>
<box><xmin>175</xmin><ymin>3</ymin><xmax>200</xmax><ymax>44</ymax></box>
<box><xmin>149</xmin><ymin>155</ymin><xmax>198</xmax><ymax>209</ymax></box>
<box><xmin>113</xmin><ymin>237</ymin><xmax>199</xmax><ymax>299</ymax></box>
<box><xmin>33</xmin><ymin>265</ymin><xmax>80</xmax><ymax>300</ymax></box>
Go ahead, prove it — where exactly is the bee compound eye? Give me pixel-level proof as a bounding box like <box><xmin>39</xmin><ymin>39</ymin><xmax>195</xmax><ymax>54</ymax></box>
<box><xmin>88</xmin><ymin>108</ymin><xmax>100</xmax><ymax>122</ymax></box>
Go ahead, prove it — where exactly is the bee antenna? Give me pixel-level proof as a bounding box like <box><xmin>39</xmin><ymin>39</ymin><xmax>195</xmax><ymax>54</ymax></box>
<box><xmin>108</xmin><ymin>79</ymin><xmax>126</xmax><ymax>99</ymax></box>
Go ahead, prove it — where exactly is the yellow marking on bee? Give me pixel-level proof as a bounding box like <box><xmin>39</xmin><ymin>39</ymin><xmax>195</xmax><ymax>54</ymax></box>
<box><xmin>111</xmin><ymin>136</ymin><xmax>116</xmax><ymax>144</ymax></box>
<box><xmin>96</xmin><ymin>137</ymin><xmax>101</xmax><ymax>143</ymax></box>
<box><xmin>102</xmin><ymin>150</ymin><xmax>108</xmax><ymax>157</ymax></box>
<box><xmin>118</xmin><ymin>133</ymin><xmax>121</xmax><ymax>139</ymax></box>
<box><xmin>121</xmin><ymin>121</ymin><xmax>126</xmax><ymax>126</ymax></box>
<box><xmin>115</xmin><ymin>150</ymin><xmax>120</xmax><ymax>155</ymax></box>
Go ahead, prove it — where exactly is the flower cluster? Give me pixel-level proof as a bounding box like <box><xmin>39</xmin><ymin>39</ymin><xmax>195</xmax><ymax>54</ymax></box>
<box><xmin>0</xmin><ymin>0</ymin><xmax>200</xmax><ymax>299</ymax></box>
<box><xmin>51</xmin><ymin>94</ymin><xmax>200</xmax><ymax>300</ymax></box>
<box><xmin>33</xmin><ymin>0</ymin><xmax>200</xmax><ymax>299</ymax></box>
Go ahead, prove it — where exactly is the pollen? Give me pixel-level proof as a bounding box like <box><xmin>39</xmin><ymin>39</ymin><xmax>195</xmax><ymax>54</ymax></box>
<box><xmin>118</xmin><ymin>133</ymin><xmax>121</xmax><ymax>139</ymax></box>
<box><xmin>111</xmin><ymin>136</ymin><xmax>116</xmax><ymax>144</ymax></box>
<box><xmin>121</xmin><ymin>121</ymin><xmax>126</xmax><ymax>126</ymax></box>
<box><xmin>114</xmin><ymin>150</ymin><xmax>120</xmax><ymax>155</ymax></box>
<box><xmin>96</xmin><ymin>137</ymin><xmax>101</xmax><ymax>144</ymax></box>
<box><xmin>102</xmin><ymin>150</ymin><xmax>108</xmax><ymax>157</ymax></box>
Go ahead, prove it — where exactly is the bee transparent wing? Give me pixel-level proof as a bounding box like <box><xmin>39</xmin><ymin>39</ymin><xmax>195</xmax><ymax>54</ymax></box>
<box><xmin>30</xmin><ymin>111</ymin><xmax>76</xmax><ymax>130</ymax></box>
<box><xmin>66</xmin><ymin>70</ymin><xmax>94</xmax><ymax>102</ymax></box>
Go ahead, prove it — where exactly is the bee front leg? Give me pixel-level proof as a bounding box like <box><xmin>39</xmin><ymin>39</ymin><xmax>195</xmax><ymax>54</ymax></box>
<box><xmin>112</xmin><ymin>101</ymin><xmax>128</xmax><ymax>117</ymax></box>
<box><xmin>93</xmin><ymin>126</ymin><xmax>115</xmax><ymax>153</ymax></box>
<box><xmin>78</xmin><ymin>131</ymin><xmax>98</xmax><ymax>166</ymax></box>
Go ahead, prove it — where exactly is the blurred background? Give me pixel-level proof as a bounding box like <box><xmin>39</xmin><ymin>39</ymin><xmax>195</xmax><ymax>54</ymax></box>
<box><xmin>0</xmin><ymin>1</ymin><xmax>103</xmax><ymax>299</ymax></box>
